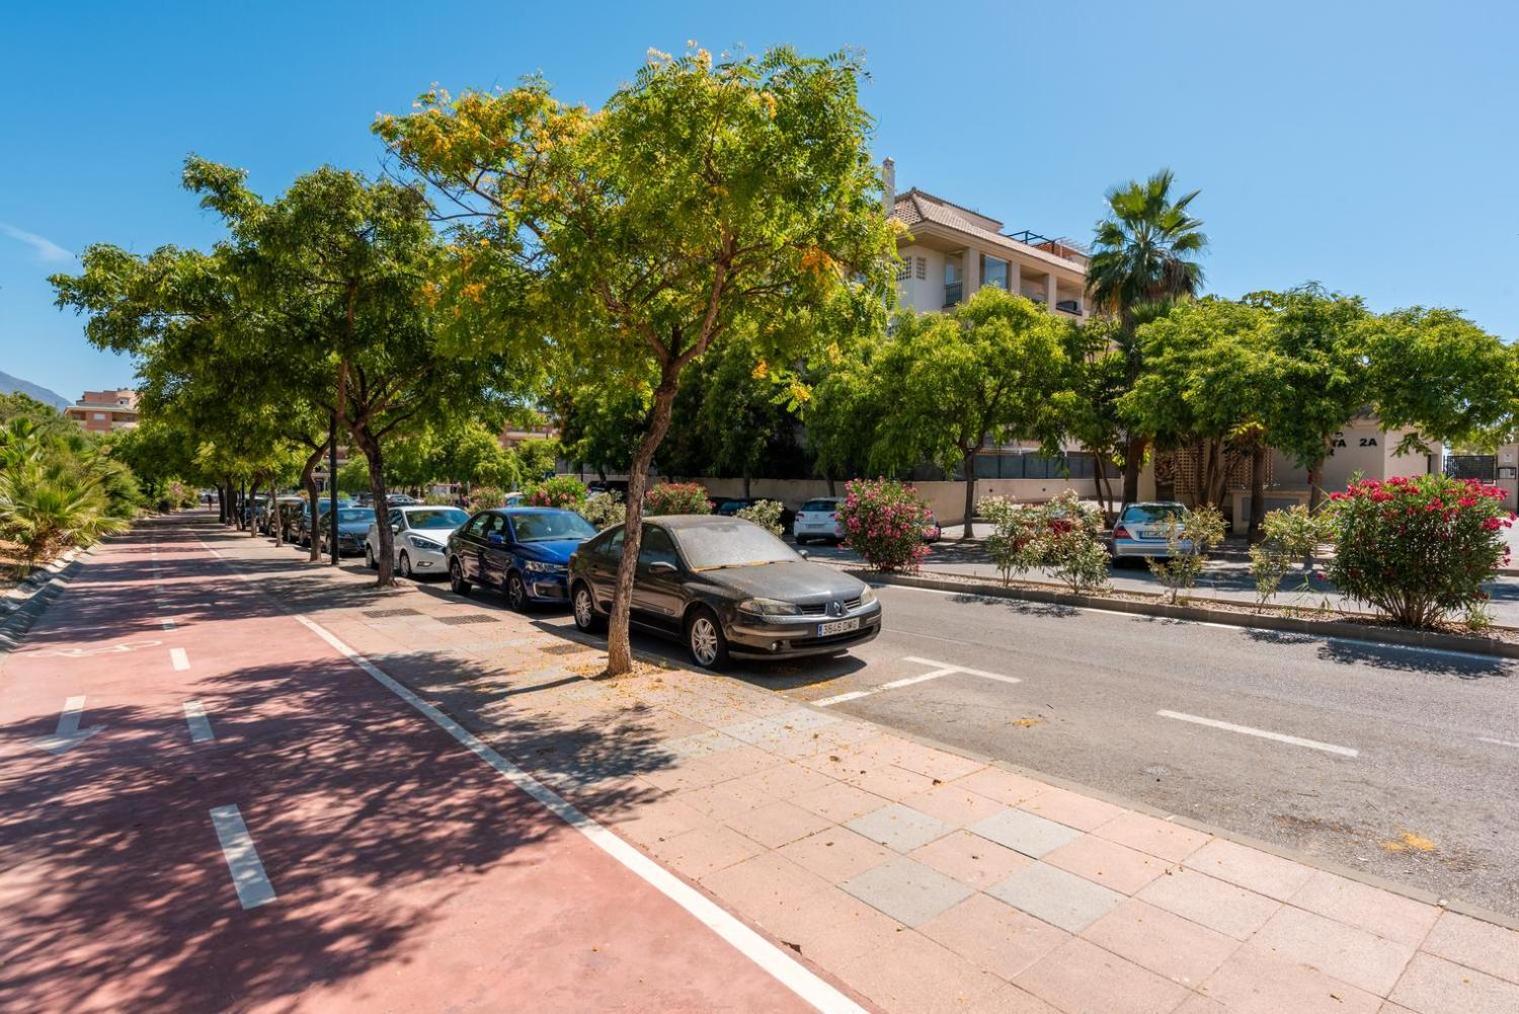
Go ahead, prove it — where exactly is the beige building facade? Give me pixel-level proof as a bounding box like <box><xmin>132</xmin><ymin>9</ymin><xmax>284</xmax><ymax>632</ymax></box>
<box><xmin>64</xmin><ymin>389</ymin><xmax>139</xmax><ymax>432</ymax></box>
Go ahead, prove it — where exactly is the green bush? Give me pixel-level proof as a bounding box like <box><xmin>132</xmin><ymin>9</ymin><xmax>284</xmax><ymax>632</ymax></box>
<box><xmin>1325</xmin><ymin>474</ymin><xmax>1512</xmax><ymax>628</ymax></box>
<box><xmin>1042</xmin><ymin>491</ymin><xmax>1110</xmax><ymax>594</ymax></box>
<box><xmin>735</xmin><ymin>498</ymin><xmax>784</xmax><ymax>536</ymax></box>
<box><xmin>1148</xmin><ymin>505</ymin><xmax>1227</xmax><ymax>604</ymax></box>
<box><xmin>526</xmin><ymin>475</ymin><xmax>588</xmax><ymax>510</ymax></box>
<box><xmin>1248</xmin><ymin>505</ymin><xmax>1334</xmax><ymax>606</ymax></box>
<box><xmin>580</xmin><ymin>490</ymin><xmax>627</xmax><ymax>530</ymax></box>
<box><xmin>466</xmin><ymin>485</ymin><xmax>505</xmax><ymax>510</ymax></box>
<box><xmin>644</xmin><ymin>482</ymin><xmax>712</xmax><ymax>516</ymax></box>
<box><xmin>980</xmin><ymin>496</ymin><xmax>1047</xmax><ymax>585</ymax></box>
<box><xmin>0</xmin><ymin>417</ymin><xmax>135</xmax><ymax>570</ymax></box>
<box><xmin>838</xmin><ymin>478</ymin><xmax>930</xmax><ymax>573</ymax></box>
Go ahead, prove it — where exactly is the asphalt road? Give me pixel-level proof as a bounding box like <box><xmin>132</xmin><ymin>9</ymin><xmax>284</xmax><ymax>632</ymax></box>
<box><xmin>532</xmin><ymin>581</ymin><xmax>1519</xmax><ymax>919</ymax></box>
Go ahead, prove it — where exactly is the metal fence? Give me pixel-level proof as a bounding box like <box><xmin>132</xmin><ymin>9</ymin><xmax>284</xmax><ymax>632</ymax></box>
<box><xmin>1445</xmin><ymin>455</ymin><xmax>1497</xmax><ymax>480</ymax></box>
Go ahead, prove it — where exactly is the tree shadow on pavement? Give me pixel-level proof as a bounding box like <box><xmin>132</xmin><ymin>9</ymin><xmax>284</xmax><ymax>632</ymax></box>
<box><xmin>1242</xmin><ymin>627</ymin><xmax>1514</xmax><ymax>679</ymax></box>
<box><xmin>0</xmin><ymin>646</ymin><xmax>672</xmax><ymax>1012</ymax></box>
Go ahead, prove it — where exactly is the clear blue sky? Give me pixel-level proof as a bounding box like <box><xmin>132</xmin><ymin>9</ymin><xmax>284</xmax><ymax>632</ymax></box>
<box><xmin>2</xmin><ymin>0</ymin><xmax>1514</xmax><ymax>400</ymax></box>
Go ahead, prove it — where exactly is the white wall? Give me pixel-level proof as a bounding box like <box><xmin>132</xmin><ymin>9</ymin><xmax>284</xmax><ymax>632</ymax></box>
<box><xmin>683</xmin><ymin>476</ymin><xmax>1095</xmax><ymax>525</ymax></box>
<box><xmin>896</xmin><ymin>245</ymin><xmax>946</xmax><ymax>312</ymax></box>
<box><xmin>1267</xmin><ymin>419</ymin><xmax>1439</xmax><ymax>491</ymax></box>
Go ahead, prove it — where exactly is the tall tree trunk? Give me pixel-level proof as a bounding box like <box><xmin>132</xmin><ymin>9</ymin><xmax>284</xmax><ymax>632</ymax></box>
<box><xmin>825</xmin><ymin>472</ymin><xmax>836</xmax><ymax>497</ymax></box>
<box><xmin>1248</xmin><ymin>442</ymin><xmax>1268</xmax><ymax>542</ymax></box>
<box><xmin>1094</xmin><ymin>456</ymin><xmax>1115</xmax><ymax>523</ymax></box>
<box><xmin>606</xmin><ymin>373</ymin><xmax>680</xmax><ymax>676</ymax></box>
<box><xmin>1306</xmin><ymin>458</ymin><xmax>1325</xmax><ymax>513</ymax></box>
<box><xmin>961</xmin><ymin>448</ymin><xmax>977</xmax><ymax>539</ymax></box>
<box><xmin>356</xmin><ymin>429</ymin><xmax>395</xmax><ymax>587</ymax></box>
<box><xmin>742</xmin><ymin>471</ymin><xmax>752</xmax><ymax>499</ymax></box>
<box><xmin>248</xmin><ymin>477</ymin><xmax>261</xmax><ymax>537</ymax></box>
<box><xmin>216</xmin><ymin>485</ymin><xmax>227</xmax><ymax>524</ymax></box>
<box><xmin>1121</xmin><ymin>435</ymin><xmax>1145</xmax><ymax>507</ymax></box>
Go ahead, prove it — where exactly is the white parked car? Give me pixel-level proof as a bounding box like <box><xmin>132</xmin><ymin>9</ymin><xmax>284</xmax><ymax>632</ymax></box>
<box><xmin>366</xmin><ymin>504</ymin><xmax>472</xmax><ymax>578</ymax></box>
<box><xmin>792</xmin><ymin>497</ymin><xmax>845</xmax><ymax>544</ymax></box>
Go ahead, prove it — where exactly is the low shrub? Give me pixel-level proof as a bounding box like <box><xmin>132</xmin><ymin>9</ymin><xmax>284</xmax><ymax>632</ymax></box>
<box><xmin>580</xmin><ymin>490</ymin><xmax>627</xmax><ymax>530</ymax></box>
<box><xmin>644</xmin><ymin>482</ymin><xmax>712</xmax><ymax>516</ymax></box>
<box><xmin>1148</xmin><ymin>505</ymin><xmax>1227</xmax><ymax>604</ymax></box>
<box><xmin>1325</xmin><ymin>474</ymin><xmax>1512</xmax><ymax>628</ymax></box>
<box><xmin>466</xmin><ymin>485</ymin><xmax>504</xmax><ymax>510</ymax></box>
<box><xmin>735</xmin><ymin>498</ymin><xmax>784</xmax><ymax>536</ymax></box>
<box><xmin>838</xmin><ymin>478</ymin><xmax>930</xmax><ymax>573</ymax></box>
<box><xmin>1248</xmin><ymin>505</ymin><xmax>1335</xmax><ymax>606</ymax></box>
<box><xmin>980</xmin><ymin>496</ymin><xmax>1047</xmax><ymax>585</ymax></box>
<box><xmin>1042</xmin><ymin>490</ymin><xmax>1110</xmax><ymax>594</ymax></box>
<box><xmin>526</xmin><ymin>475</ymin><xmax>588</xmax><ymax>510</ymax></box>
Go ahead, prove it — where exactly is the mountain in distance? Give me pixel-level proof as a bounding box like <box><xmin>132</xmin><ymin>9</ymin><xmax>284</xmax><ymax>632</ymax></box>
<box><xmin>0</xmin><ymin>371</ymin><xmax>71</xmax><ymax>410</ymax></box>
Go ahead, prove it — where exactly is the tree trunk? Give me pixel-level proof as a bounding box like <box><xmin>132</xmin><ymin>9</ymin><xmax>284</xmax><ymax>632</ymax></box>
<box><xmin>1306</xmin><ymin>460</ymin><xmax>1325</xmax><ymax>513</ymax></box>
<box><xmin>355</xmin><ymin>429</ymin><xmax>395</xmax><ymax>587</ymax></box>
<box><xmin>606</xmin><ymin>373</ymin><xmax>681</xmax><ymax>676</ymax></box>
<box><xmin>1121</xmin><ymin>435</ymin><xmax>1145</xmax><ymax>507</ymax></box>
<box><xmin>248</xmin><ymin>477</ymin><xmax>261</xmax><ymax>537</ymax></box>
<box><xmin>742</xmin><ymin>472</ymin><xmax>752</xmax><ymax>499</ymax></box>
<box><xmin>1248</xmin><ymin>443</ymin><xmax>1268</xmax><ymax>542</ymax></box>
<box><xmin>1093</xmin><ymin>457</ymin><xmax>1115</xmax><ymax>523</ymax></box>
<box><xmin>216</xmin><ymin>485</ymin><xmax>227</xmax><ymax>524</ymax></box>
<box><xmin>825</xmin><ymin>473</ymin><xmax>836</xmax><ymax>497</ymax></box>
<box><xmin>304</xmin><ymin>454</ymin><xmax>323</xmax><ymax>564</ymax></box>
<box><xmin>961</xmin><ymin>449</ymin><xmax>977</xmax><ymax>539</ymax></box>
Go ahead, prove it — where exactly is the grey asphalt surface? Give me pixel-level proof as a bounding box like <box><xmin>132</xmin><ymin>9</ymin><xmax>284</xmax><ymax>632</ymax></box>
<box><xmin>524</xmin><ymin>580</ymin><xmax>1519</xmax><ymax>919</ymax></box>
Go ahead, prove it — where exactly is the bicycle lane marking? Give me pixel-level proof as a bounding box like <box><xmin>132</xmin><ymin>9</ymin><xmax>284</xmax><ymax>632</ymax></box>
<box><xmin>200</xmin><ymin>537</ymin><xmax>863</xmax><ymax>1014</ymax></box>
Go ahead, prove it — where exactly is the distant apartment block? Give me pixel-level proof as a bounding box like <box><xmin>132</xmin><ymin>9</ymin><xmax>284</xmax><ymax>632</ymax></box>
<box><xmin>64</xmin><ymin>389</ymin><xmax>139</xmax><ymax>432</ymax></box>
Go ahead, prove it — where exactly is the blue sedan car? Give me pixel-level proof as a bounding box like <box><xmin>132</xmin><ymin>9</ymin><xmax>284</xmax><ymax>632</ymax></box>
<box><xmin>446</xmin><ymin>507</ymin><xmax>599</xmax><ymax>610</ymax></box>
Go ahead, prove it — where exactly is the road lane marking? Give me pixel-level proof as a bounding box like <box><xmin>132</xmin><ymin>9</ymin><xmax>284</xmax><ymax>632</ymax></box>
<box><xmin>1156</xmin><ymin>710</ymin><xmax>1359</xmax><ymax>757</ymax></box>
<box><xmin>289</xmin><ymin>611</ymin><xmax>864</xmax><ymax>1013</ymax></box>
<box><xmin>170</xmin><ymin>647</ymin><xmax>190</xmax><ymax>671</ymax></box>
<box><xmin>1477</xmin><ymin>736</ymin><xmax>1519</xmax><ymax>749</ymax></box>
<box><xmin>902</xmin><ymin>655</ymin><xmax>1022</xmax><ymax>685</ymax></box>
<box><xmin>814</xmin><ymin>657</ymin><xmax>1021</xmax><ymax>707</ymax></box>
<box><xmin>33</xmin><ymin>696</ymin><xmax>104</xmax><ymax>755</ymax></box>
<box><xmin>184</xmin><ymin>700</ymin><xmax>214</xmax><ymax>743</ymax></box>
<box><xmin>209</xmin><ymin>805</ymin><xmax>276</xmax><ymax>909</ymax></box>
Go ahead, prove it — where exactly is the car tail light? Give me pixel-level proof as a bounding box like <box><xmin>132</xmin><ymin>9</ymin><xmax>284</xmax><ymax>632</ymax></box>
<box><xmin>1112</xmin><ymin>524</ymin><xmax>1131</xmax><ymax>539</ymax></box>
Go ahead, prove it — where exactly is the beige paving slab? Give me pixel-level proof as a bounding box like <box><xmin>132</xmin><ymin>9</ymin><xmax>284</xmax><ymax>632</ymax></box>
<box><xmin>1092</xmin><ymin>810</ymin><xmax>1212</xmax><ymax>864</ymax></box>
<box><xmin>1137</xmin><ymin>868</ymin><xmax>1282</xmax><ymax>941</ymax></box>
<box><xmin>1014</xmin><ymin>936</ymin><xmax>1194</xmax><ymax>1014</ymax></box>
<box><xmin>1183</xmin><ymin>837</ymin><xmax>1316</xmax><ymax>901</ymax></box>
<box><xmin>901</xmin><ymin>782</ymin><xmax>1010</xmax><ymax>827</ymax></box>
<box><xmin>725</xmin><ymin>799</ymin><xmax>835</xmax><ymax>849</ymax></box>
<box><xmin>789</xmin><ymin>780</ymin><xmax>890</xmax><ymax>823</ymax></box>
<box><xmin>1201</xmin><ymin>942</ymin><xmax>1381</xmax><ymax>1014</ymax></box>
<box><xmin>830</xmin><ymin>928</ymin><xmax>1007</xmax><ymax>1014</ymax></box>
<box><xmin>1287</xmin><ymin>870</ymin><xmax>1442</xmax><ymax>949</ymax></box>
<box><xmin>919</xmin><ymin>892</ymin><xmax>1070</xmax><ymax>982</ymax></box>
<box><xmin>1082</xmin><ymin>898</ymin><xmax>1240</xmax><ymax>987</ymax></box>
<box><xmin>1253</xmin><ymin>905</ymin><xmax>1417</xmax><ymax>996</ymax></box>
<box><xmin>1418</xmin><ymin>910</ymin><xmax>1519</xmax><ymax>984</ymax></box>
<box><xmin>1388</xmin><ymin>952</ymin><xmax>1519</xmax><ymax>1014</ymax></box>
<box><xmin>951</xmin><ymin>766</ymin><xmax>1048</xmax><ymax>807</ymax></box>
<box><xmin>1044</xmin><ymin>833</ymin><xmax>1171</xmax><ymax>895</ymax></box>
<box><xmin>776</xmin><ymin>826</ymin><xmax>893</xmax><ymax>883</ymax></box>
<box><xmin>1018</xmin><ymin>785</ymin><xmax>1127</xmax><ymax>832</ymax></box>
<box><xmin>910</xmin><ymin>829</ymin><xmax>1034</xmax><ymax>891</ymax></box>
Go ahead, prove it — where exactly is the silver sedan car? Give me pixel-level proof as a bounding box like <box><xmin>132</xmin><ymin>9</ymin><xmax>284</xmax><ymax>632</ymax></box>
<box><xmin>1109</xmin><ymin>501</ymin><xmax>1192</xmax><ymax>563</ymax></box>
<box><xmin>366</xmin><ymin>505</ymin><xmax>471</xmax><ymax>579</ymax></box>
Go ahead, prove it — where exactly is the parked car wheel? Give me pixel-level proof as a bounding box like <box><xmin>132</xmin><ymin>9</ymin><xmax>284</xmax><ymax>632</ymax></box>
<box><xmin>449</xmin><ymin>558</ymin><xmax>472</xmax><ymax>596</ymax></box>
<box><xmin>571</xmin><ymin>582</ymin><xmax>604</xmax><ymax>633</ymax></box>
<box><xmin>507</xmin><ymin>571</ymin><xmax>528</xmax><ymax>611</ymax></box>
<box><xmin>685</xmin><ymin>606</ymin><xmax>730</xmax><ymax>670</ymax></box>
<box><xmin>399</xmin><ymin>551</ymin><xmax>413</xmax><ymax>580</ymax></box>
<box><xmin>365</xmin><ymin>543</ymin><xmax>376</xmax><ymax>569</ymax></box>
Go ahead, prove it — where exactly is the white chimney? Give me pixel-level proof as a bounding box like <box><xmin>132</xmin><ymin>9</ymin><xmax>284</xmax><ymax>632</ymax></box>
<box><xmin>881</xmin><ymin>157</ymin><xmax>896</xmax><ymax>216</ymax></box>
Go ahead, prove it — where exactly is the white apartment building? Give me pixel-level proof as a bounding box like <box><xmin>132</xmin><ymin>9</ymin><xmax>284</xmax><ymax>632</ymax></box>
<box><xmin>884</xmin><ymin>159</ymin><xmax>1090</xmax><ymax>318</ymax></box>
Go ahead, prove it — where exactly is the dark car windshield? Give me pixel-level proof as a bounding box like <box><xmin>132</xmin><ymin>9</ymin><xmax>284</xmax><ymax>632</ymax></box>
<box><xmin>800</xmin><ymin>499</ymin><xmax>838</xmax><ymax>513</ymax></box>
<box><xmin>509</xmin><ymin>511</ymin><xmax>598</xmax><ymax>543</ymax></box>
<box><xmin>1123</xmin><ymin>504</ymin><xmax>1185</xmax><ymax>523</ymax></box>
<box><xmin>336</xmin><ymin>508</ymin><xmax>375</xmax><ymax>524</ymax></box>
<box><xmin>675</xmin><ymin>520</ymin><xmax>800</xmax><ymax>571</ymax></box>
<box><xmin>406</xmin><ymin>508</ymin><xmax>468</xmax><ymax>529</ymax></box>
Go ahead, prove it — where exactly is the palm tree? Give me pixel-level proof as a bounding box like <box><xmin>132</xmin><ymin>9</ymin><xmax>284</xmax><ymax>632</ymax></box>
<box><xmin>1086</xmin><ymin>169</ymin><xmax>1208</xmax><ymax>506</ymax></box>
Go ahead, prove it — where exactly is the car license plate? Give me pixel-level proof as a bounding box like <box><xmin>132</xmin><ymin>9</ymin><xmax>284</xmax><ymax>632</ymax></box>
<box><xmin>817</xmin><ymin>617</ymin><xmax>860</xmax><ymax>637</ymax></box>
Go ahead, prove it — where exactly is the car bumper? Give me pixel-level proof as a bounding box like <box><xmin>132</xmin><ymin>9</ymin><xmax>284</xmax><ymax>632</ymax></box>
<box><xmin>523</xmin><ymin>573</ymin><xmax>570</xmax><ymax>602</ymax></box>
<box><xmin>793</xmin><ymin>524</ymin><xmax>843</xmax><ymax>539</ymax></box>
<box><xmin>404</xmin><ymin>546</ymin><xmax>449</xmax><ymax>573</ymax></box>
<box><xmin>1110</xmin><ymin>539</ymin><xmax>1193</xmax><ymax>559</ymax></box>
<box><xmin>336</xmin><ymin>536</ymin><xmax>367</xmax><ymax>555</ymax></box>
<box><xmin>727</xmin><ymin>605</ymin><xmax>883</xmax><ymax>659</ymax></box>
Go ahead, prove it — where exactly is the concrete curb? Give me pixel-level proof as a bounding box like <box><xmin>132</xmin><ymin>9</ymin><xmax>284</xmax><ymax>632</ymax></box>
<box><xmin>853</xmin><ymin>569</ymin><xmax>1519</xmax><ymax>660</ymax></box>
<box><xmin>0</xmin><ymin>549</ymin><xmax>86</xmax><ymax>651</ymax></box>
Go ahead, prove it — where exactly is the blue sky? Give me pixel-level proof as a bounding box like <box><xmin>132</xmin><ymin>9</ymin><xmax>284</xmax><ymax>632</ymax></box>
<box><xmin>2</xmin><ymin>0</ymin><xmax>1514</xmax><ymax>399</ymax></box>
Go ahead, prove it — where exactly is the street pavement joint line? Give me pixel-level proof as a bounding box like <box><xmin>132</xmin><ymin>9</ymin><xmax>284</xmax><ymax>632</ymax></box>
<box><xmin>170</xmin><ymin>647</ymin><xmax>190</xmax><ymax>671</ymax></box>
<box><xmin>184</xmin><ymin>700</ymin><xmax>214</xmax><ymax>743</ymax></box>
<box><xmin>1156</xmin><ymin>709</ymin><xmax>1359</xmax><ymax>757</ymax></box>
<box><xmin>289</xmin><ymin>611</ymin><xmax>864</xmax><ymax>1014</ymax></box>
<box><xmin>209</xmin><ymin>804</ymin><xmax>276</xmax><ymax>909</ymax></box>
<box><xmin>1477</xmin><ymin>736</ymin><xmax>1519</xmax><ymax>749</ymax></box>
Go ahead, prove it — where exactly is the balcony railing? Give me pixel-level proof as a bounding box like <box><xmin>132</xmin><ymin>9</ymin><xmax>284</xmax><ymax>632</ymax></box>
<box><xmin>943</xmin><ymin>282</ymin><xmax>963</xmax><ymax>307</ymax></box>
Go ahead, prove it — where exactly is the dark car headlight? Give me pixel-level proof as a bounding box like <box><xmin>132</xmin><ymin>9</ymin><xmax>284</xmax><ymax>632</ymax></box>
<box><xmin>738</xmin><ymin>597</ymin><xmax>803</xmax><ymax>617</ymax></box>
<box><xmin>522</xmin><ymin>559</ymin><xmax>566</xmax><ymax>574</ymax></box>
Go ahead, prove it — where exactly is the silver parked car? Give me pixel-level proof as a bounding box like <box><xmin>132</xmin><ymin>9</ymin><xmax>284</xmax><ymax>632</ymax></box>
<box><xmin>1109</xmin><ymin>501</ymin><xmax>1192</xmax><ymax>563</ymax></box>
<box><xmin>367</xmin><ymin>504</ymin><xmax>472</xmax><ymax>579</ymax></box>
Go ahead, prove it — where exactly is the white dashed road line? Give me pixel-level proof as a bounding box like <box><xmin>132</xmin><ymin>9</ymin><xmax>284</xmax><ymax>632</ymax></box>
<box><xmin>170</xmin><ymin>647</ymin><xmax>190</xmax><ymax>671</ymax></box>
<box><xmin>209</xmin><ymin>805</ymin><xmax>276</xmax><ymax>909</ymax></box>
<box><xmin>1477</xmin><ymin>736</ymin><xmax>1519</xmax><ymax>749</ymax></box>
<box><xmin>814</xmin><ymin>655</ymin><xmax>1021</xmax><ymax>706</ymax></box>
<box><xmin>1157</xmin><ymin>709</ymin><xmax>1359</xmax><ymax>758</ymax></box>
<box><xmin>183</xmin><ymin>700</ymin><xmax>214</xmax><ymax>743</ymax></box>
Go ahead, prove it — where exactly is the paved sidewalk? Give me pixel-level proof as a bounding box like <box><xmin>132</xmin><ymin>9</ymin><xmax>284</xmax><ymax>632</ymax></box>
<box><xmin>189</xmin><ymin>514</ymin><xmax>1519</xmax><ymax>1014</ymax></box>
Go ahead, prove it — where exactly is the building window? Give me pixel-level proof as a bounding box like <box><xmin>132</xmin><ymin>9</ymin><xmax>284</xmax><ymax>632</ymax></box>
<box><xmin>93</xmin><ymin>412</ymin><xmax>107</xmax><ymax>421</ymax></box>
<box><xmin>915</xmin><ymin>256</ymin><xmax>926</xmax><ymax>279</ymax></box>
<box><xmin>944</xmin><ymin>257</ymin><xmax>963</xmax><ymax>307</ymax></box>
<box><xmin>981</xmin><ymin>255</ymin><xmax>1010</xmax><ymax>291</ymax></box>
<box><xmin>896</xmin><ymin>261</ymin><xmax>912</xmax><ymax>281</ymax></box>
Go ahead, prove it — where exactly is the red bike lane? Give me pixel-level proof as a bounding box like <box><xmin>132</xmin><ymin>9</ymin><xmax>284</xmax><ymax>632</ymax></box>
<box><xmin>0</xmin><ymin>516</ymin><xmax>831</xmax><ymax>1012</ymax></box>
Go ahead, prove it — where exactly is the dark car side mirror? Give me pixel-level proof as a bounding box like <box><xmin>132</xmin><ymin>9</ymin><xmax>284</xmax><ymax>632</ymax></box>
<box><xmin>797</xmin><ymin>548</ymin><xmax>810</xmax><ymax>560</ymax></box>
<box><xmin>648</xmin><ymin>560</ymin><xmax>678</xmax><ymax>575</ymax></box>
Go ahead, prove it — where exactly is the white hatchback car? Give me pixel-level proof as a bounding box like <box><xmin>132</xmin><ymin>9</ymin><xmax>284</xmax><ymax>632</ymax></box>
<box><xmin>367</xmin><ymin>504</ymin><xmax>472</xmax><ymax>579</ymax></box>
<box><xmin>792</xmin><ymin>497</ymin><xmax>845</xmax><ymax>544</ymax></box>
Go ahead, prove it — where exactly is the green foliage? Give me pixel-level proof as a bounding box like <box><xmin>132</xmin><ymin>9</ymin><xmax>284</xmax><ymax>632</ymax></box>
<box><xmin>1247</xmin><ymin>505</ymin><xmax>1336</xmax><ymax>606</ymax></box>
<box><xmin>1324</xmin><ymin>474</ymin><xmax>1511</xmax><ymax>628</ymax></box>
<box><xmin>979</xmin><ymin>496</ymin><xmax>1049</xmax><ymax>585</ymax></box>
<box><xmin>837</xmin><ymin>478</ymin><xmax>930</xmax><ymax>573</ymax></box>
<box><xmin>336</xmin><ymin>457</ymin><xmax>372</xmax><ymax>495</ymax></box>
<box><xmin>735</xmin><ymin>498</ymin><xmax>784</xmax><ymax>536</ymax></box>
<box><xmin>1087</xmin><ymin>169</ymin><xmax>1208</xmax><ymax>322</ymax></box>
<box><xmin>644</xmin><ymin>482</ymin><xmax>711</xmax><ymax>516</ymax></box>
<box><xmin>465</xmin><ymin>486</ymin><xmax>504</xmax><ymax>510</ymax></box>
<box><xmin>1042</xmin><ymin>491</ymin><xmax>1111</xmax><ymax>595</ymax></box>
<box><xmin>526</xmin><ymin>475</ymin><xmax>588</xmax><ymax>509</ymax></box>
<box><xmin>1147</xmin><ymin>506</ymin><xmax>1227</xmax><ymax>604</ymax></box>
<box><xmin>0</xmin><ymin>418</ymin><xmax>137</xmax><ymax>569</ymax></box>
<box><xmin>513</xmin><ymin>437</ymin><xmax>560</xmax><ymax>483</ymax></box>
<box><xmin>580</xmin><ymin>491</ymin><xmax>627</xmax><ymax>530</ymax></box>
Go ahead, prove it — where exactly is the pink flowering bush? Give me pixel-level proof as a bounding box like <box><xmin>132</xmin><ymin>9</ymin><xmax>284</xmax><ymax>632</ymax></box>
<box><xmin>644</xmin><ymin>482</ymin><xmax>712</xmax><ymax>516</ymax></box>
<box><xmin>525</xmin><ymin>476</ymin><xmax>587</xmax><ymax>509</ymax></box>
<box><xmin>838</xmin><ymin>478</ymin><xmax>930</xmax><ymax>572</ymax></box>
<box><xmin>1325</xmin><ymin>474</ymin><xmax>1513</xmax><ymax>628</ymax></box>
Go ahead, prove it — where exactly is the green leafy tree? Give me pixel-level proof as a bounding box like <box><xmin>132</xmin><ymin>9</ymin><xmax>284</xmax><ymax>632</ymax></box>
<box><xmin>1086</xmin><ymin>170</ymin><xmax>1209</xmax><ymax>507</ymax></box>
<box><xmin>378</xmin><ymin>47</ymin><xmax>897</xmax><ymax>673</ymax></box>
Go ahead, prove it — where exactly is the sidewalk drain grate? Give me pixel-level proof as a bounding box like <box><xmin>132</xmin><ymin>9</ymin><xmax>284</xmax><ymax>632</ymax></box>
<box><xmin>363</xmin><ymin>607</ymin><xmax>422</xmax><ymax>618</ymax></box>
<box><xmin>436</xmin><ymin>614</ymin><xmax>499</xmax><ymax>626</ymax></box>
<box><xmin>540</xmin><ymin>642</ymin><xmax>588</xmax><ymax>656</ymax></box>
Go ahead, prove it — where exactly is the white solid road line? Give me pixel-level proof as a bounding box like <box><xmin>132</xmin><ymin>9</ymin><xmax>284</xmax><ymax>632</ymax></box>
<box><xmin>209</xmin><ymin>804</ymin><xmax>276</xmax><ymax>909</ymax></box>
<box><xmin>292</xmin><ymin>613</ymin><xmax>865</xmax><ymax>1014</ymax></box>
<box><xmin>170</xmin><ymin>647</ymin><xmax>190</xmax><ymax>671</ymax></box>
<box><xmin>1477</xmin><ymin>736</ymin><xmax>1519</xmax><ymax>749</ymax></box>
<box><xmin>184</xmin><ymin>700</ymin><xmax>215</xmax><ymax>743</ymax></box>
<box><xmin>1157</xmin><ymin>709</ymin><xmax>1359</xmax><ymax>758</ymax></box>
<box><xmin>901</xmin><ymin>655</ymin><xmax>1022</xmax><ymax>685</ymax></box>
<box><xmin>814</xmin><ymin>657</ymin><xmax>1020</xmax><ymax>707</ymax></box>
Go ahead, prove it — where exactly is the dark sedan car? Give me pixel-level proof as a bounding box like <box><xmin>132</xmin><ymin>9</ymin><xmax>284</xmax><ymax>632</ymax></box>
<box><xmin>447</xmin><ymin>507</ymin><xmax>599</xmax><ymax>610</ymax></box>
<box><xmin>319</xmin><ymin>506</ymin><xmax>376</xmax><ymax>557</ymax></box>
<box><xmin>568</xmin><ymin>515</ymin><xmax>882</xmax><ymax>669</ymax></box>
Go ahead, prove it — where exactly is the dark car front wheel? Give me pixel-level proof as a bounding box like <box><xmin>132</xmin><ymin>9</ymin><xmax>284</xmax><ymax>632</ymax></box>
<box><xmin>571</xmin><ymin>582</ymin><xmax>604</xmax><ymax>633</ymax></box>
<box><xmin>507</xmin><ymin>571</ymin><xmax>528</xmax><ymax>611</ymax></box>
<box><xmin>686</xmin><ymin>607</ymin><xmax>730</xmax><ymax>670</ymax></box>
<box><xmin>449</xmin><ymin>558</ymin><xmax>472</xmax><ymax>596</ymax></box>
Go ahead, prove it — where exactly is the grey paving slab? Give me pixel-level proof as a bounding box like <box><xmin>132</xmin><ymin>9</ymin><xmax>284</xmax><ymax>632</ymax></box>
<box><xmin>970</xmin><ymin>808</ymin><xmax>1083</xmax><ymax>858</ymax></box>
<box><xmin>840</xmin><ymin>856</ymin><xmax>975</xmax><ymax>927</ymax></box>
<box><xmin>988</xmin><ymin>862</ymin><xmax>1124</xmax><ymax>933</ymax></box>
<box><xmin>846</xmin><ymin>803</ymin><xmax>953</xmax><ymax>853</ymax></box>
